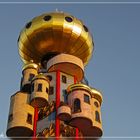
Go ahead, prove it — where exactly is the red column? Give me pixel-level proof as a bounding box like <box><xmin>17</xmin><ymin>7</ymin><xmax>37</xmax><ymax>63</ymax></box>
<box><xmin>33</xmin><ymin>107</ymin><xmax>38</xmax><ymax>139</ymax></box>
<box><xmin>75</xmin><ymin>129</ymin><xmax>79</xmax><ymax>138</ymax></box>
<box><xmin>74</xmin><ymin>76</ymin><xmax>79</xmax><ymax>139</ymax></box>
<box><xmin>55</xmin><ymin>70</ymin><xmax>60</xmax><ymax>139</ymax></box>
<box><xmin>74</xmin><ymin>76</ymin><xmax>77</xmax><ymax>84</ymax></box>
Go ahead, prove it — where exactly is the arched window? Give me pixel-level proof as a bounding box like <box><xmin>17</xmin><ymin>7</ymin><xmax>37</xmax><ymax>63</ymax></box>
<box><xmin>26</xmin><ymin>113</ymin><xmax>32</xmax><ymax>125</ymax></box>
<box><xmin>73</xmin><ymin>98</ymin><xmax>81</xmax><ymax>113</ymax></box>
<box><xmin>8</xmin><ymin>114</ymin><xmax>13</xmax><ymax>123</ymax></box>
<box><xmin>28</xmin><ymin>73</ymin><xmax>35</xmax><ymax>81</ymax></box>
<box><xmin>37</xmin><ymin>83</ymin><xmax>42</xmax><ymax>92</ymax></box>
<box><xmin>84</xmin><ymin>94</ymin><xmax>90</xmax><ymax>104</ymax></box>
<box><xmin>46</xmin><ymin>87</ymin><xmax>49</xmax><ymax>93</ymax></box>
<box><xmin>95</xmin><ymin>111</ymin><xmax>101</xmax><ymax>123</ymax></box>
<box><xmin>62</xmin><ymin>75</ymin><xmax>67</xmax><ymax>83</ymax></box>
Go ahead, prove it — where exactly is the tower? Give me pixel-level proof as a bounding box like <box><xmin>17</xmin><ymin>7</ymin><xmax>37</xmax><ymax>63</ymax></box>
<box><xmin>6</xmin><ymin>11</ymin><xmax>103</xmax><ymax>139</ymax></box>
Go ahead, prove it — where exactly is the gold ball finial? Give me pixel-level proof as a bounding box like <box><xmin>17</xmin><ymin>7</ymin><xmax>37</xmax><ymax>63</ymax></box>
<box><xmin>30</xmin><ymin>60</ymin><xmax>34</xmax><ymax>63</ymax></box>
<box><xmin>22</xmin><ymin>62</ymin><xmax>39</xmax><ymax>71</ymax></box>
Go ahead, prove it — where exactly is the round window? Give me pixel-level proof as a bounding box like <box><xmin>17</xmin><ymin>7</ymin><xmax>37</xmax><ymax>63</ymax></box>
<box><xmin>65</xmin><ymin>16</ymin><xmax>73</xmax><ymax>22</ymax></box>
<box><xmin>17</xmin><ymin>35</ymin><xmax>20</xmax><ymax>42</ymax></box>
<box><xmin>83</xmin><ymin>25</ymin><xmax>88</xmax><ymax>32</ymax></box>
<box><xmin>43</xmin><ymin>15</ymin><xmax>52</xmax><ymax>21</ymax></box>
<box><xmin>26</xmin><ymin>21</ymin><xmax>32</xmax><ymax>29</ymax></box>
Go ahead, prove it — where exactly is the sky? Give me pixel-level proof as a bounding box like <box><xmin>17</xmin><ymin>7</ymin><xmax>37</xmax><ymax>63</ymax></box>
<box><xmin>0</xmin><ymin>1</ymin><xmax>140</xmax><ymax>140</ymax></box>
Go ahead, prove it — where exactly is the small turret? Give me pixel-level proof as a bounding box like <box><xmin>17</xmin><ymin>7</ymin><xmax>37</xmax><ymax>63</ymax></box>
<box><xmin>6</xmin><ymin>92</ymin><xmax>34</xmax><ymax>138</ymax></box>
<box><xmin>21</xmin><ymin>61</ymin><xmax>39</xmax><ymax>92</ymax></box>
<box><xmin>30</xmin><ymin>73</ymin><xmax>49</xmax><ymax>108</ymax></box>
<box><xmin>66</xmin><ymin>84</ymin><xmax>103</xmax><ymax>139</ymax></box>
<box><xmin>47</xmin><ymin>53</ymin><xmax>84</xmax><ymax>81</ymax></box>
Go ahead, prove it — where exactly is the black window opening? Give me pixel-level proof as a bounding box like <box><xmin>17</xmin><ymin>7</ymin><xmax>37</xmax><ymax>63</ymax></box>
<box><xmin>47</xmin><ymin>75</ymin><xmax>52</xmax><ymax>81</ymax></box>
<box><xmin>28</xmin><ymin>73</ymin><xmax>35</xmax><ymax>81</ymax></box>
<box><xmin>46</xmin><ymin>87</ymin><xmax>49</xmax><ymax>93</ymax></box>
<box><xmin>62</xmin><ymin>75</ymin><xmax>67</xmax><ymax>83</ymax></box>
<box><xmin>73</xmin><ymin>98</ymin><xmax>81</xmax><ymax>113</ymax></box>
<box><xmin>27</xmin><ymin>113</ymin><xmax>32</xmax><ymax>125</ymax></box>
<box><xmin>20</xmin><ymin>77</ymin><xmax>23</xmax><ymax>90</ymax></box>
<box><xmin>31</xmin><ymin>83</ymin><xmax>34</xmax><ymax>92</ymax></box>
<box><xmin>26</xmin><ymin>21</ymin><xmax>32</xmax><ymax>29</ymax></box>
<box><xmin>65</xmin><ymin>16</ymin><xmax>73</xmax><ymax>22</ymax></box>
<box><xmin>84</xmin><ymin>94</ymin><xmax>90</xmax><ymax>104</ymax></box>
<box><xmin>95</xmin><ymin>111</ymin><xmax>101</xmax><ymax>123</ymax></box>
<box><xmin>49</xmin><ymin>86</ymin><xmax>54</xmax><ymax>95</ymax></box>
<box><xmin>37</xmin><ymin>83</ymin><xmax>42</xmax><ymax>92</ymax></box>
<box><xmin>8</xmin><ymin>114</ymin><xmax>13</xmax><ymax>123</ymax></box>
<box><xmin>43</xmin><ymin>15</ymin><xmax>52</xmax><ymax>21</ymax></box>
<box><xmin>63</xmin><ymin>89</ymin><xmax>68</xmax><ymax>103</ymax></box>
<box><xmin>83</xmin><ymin>25</ymin><xmax>88</xmax><ymax>32</ymax></box>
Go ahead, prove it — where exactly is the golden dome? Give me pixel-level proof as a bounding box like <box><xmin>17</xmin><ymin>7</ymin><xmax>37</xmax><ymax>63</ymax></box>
<box><xmin>22</xmin><ymin>61</ymin><xmax>39</xmax><ymax>71</ymax></box>
<box><xmin>67</xmin><ymin>83</ymin><xmax>91</xmax><ymax>94</ymax></box>
<box><xmin>18</xmin><ymin>12</ymin><xmax>94</xmax><ymax>66</ymax></box>
<box><xmin>32</xmin><ymin>73</ymin><xmax>49</xmax><ymax>82</ymax></box>
<box><xmin>91</xmin><ymin>88</ymin><xmax>103</xmax><ymax>105</ymax></box>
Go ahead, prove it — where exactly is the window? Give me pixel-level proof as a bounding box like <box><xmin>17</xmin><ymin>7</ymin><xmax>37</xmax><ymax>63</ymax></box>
<box><xmin>49</xmin><ymin>86</ymin><xmax>54</xmax><ymax>95</ymax></box>
<box><xmin>20</xmin><ymin>77</ymin><xmax>23</xmax><ymax>90</ymax></box>
<box><xmin>65</xmin><ymin>16</ymin><xmax>73</xmax><ymax>22</ymax></box>
<box><xmin>73</xmin><ymin>98</ymin><xmax>81</xmax><ymax>113</ymax></box>
<box><xmin>18</xmin><ymin>35</ymin><xmax>20</xmax><ymax>42</ymax></box>
<box><xmin>62</xmin><ymin>75</ymin><xmax>67</xmax><ymax>83</ymax></box>
<box><xmin>27</xmin><ymin>113</ymin><xmax>32</xmax><ymax>125</ymax></box>
<box><xmin>31</xmin><ymin>83</ymin><xmax>34</xmax><ymax>92</ymax></box>
<box><xmin>95</xmin><ymin>111</ymin><xmax>100</xmax><ymax>123</ymax></box>
<box><xmin>28</xmin><ymin>73</ymin><xmax>35</xmax><ymax>81</ymax></box>
<box><xmin>37</xmin><ymin>83</ymin><xmax>42</xmax><ymax>92</ymax></box>
<box><xmin>94</xmin><ymin>101</ymin><xmax>99</xmax><ymax>108</ymax></box>
<box><xmin>43</xmin><ymin>15</ymin><xmax>52</xmax><ymax>21</ymax></box>
<box><xmin>84</xmin><ymin>94</ymin><xmax>90</xmax><ymax>104</ymax></box>
<box><xmin>8</xmin><ymin>114</ymin><xmax>13</xmax><ymax>122</ymax></box>
<box><xmin>83</xmin><ymin>25</ymin><xmax>88</xmax><ymax>32</ymax></box>
<box><xmin>46</xmin><ymin>87</ymin><xmax>49</xmax><ymax>93</ymax></box>
<box><xmin>47</xmin><ymin>75</ymin><xmax>52</xmax><ymax>81</ymax></box>
<box><xmin>26</xmin><ymin>21</ymin><xmax>32</xmax><ymax>29</ymax></box>
<box><xmin>63</xmin><ymin>89</ymin><xmax>67</xmax><ymax>103</ymax></box>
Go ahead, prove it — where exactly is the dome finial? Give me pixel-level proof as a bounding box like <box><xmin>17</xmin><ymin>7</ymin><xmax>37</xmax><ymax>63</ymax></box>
<box><xmin>55</xmin><ymin>8</ymin><xmax>59</xmax><ymax>12</ymax></box>
<box><xmin>55</xmin><ymin>8</ymin><xmax>63</xmax><ymax>13</ymax></box>
<box><xmin>30</xmin><ymin>59</ymin><xmax>34</xmax><ymax>63</ymax></box>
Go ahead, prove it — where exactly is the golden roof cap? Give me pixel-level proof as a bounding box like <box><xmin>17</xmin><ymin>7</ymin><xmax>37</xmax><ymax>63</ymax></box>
<box><xmin>18</xmin><ymin>11</ymin><xmax>94</xmax><ymax>66</ymax></box>
<box><xmin>22</xmin><ymin>61</ymin><xmax>39</xmax><ymax>71</ymax></box>
<box><xmin>67</xmin><ymin>83</ymin><xmax>91</xmax><ymax>94</ymax></box>
<box><xmin>32</xmin><ymin>73</ymin><xmax>49</xmax><ymax>82</ymax></box>
<box><xmin>91</xmin><ymin>88</ymin><xmax>103</xmax><ymax>105</ymax></box>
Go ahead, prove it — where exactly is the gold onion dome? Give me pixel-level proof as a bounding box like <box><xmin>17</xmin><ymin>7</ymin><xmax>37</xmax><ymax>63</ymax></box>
<box><xmin>18</xmin><ymin>11</ymin><xmax>94</xmax><ymax>66</ymax></box>
<box><xmin>67</xmin><ymin>83</ymin><xmax>91</xmax><ymax>93</ymax></box>
<box><xmin>32</xmin><ymin>73</ymin><xmax>49</xmax><ymax>82</ymax></box>
<box><xmin>91</xmin><ymin>88</ymin><xmax>103</xmax><ymax>105</ymax></box>
<box><xmin>22</xmin><ymin>61</ymin><xmax>39</xmax><ymax>71</ymax></box>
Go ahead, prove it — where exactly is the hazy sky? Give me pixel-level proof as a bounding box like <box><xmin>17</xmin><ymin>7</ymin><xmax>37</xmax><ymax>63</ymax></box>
<box><xmin>0</xmin><ymin>1</ymin><xmax>140</xmax><ymax>140</ymax></box>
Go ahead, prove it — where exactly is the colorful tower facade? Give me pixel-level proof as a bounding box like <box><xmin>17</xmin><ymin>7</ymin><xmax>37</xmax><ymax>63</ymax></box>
<box><xmin>6</xmin><ymin>12</ymin><xmax>103</xmax><ymax>139</ymax></box>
